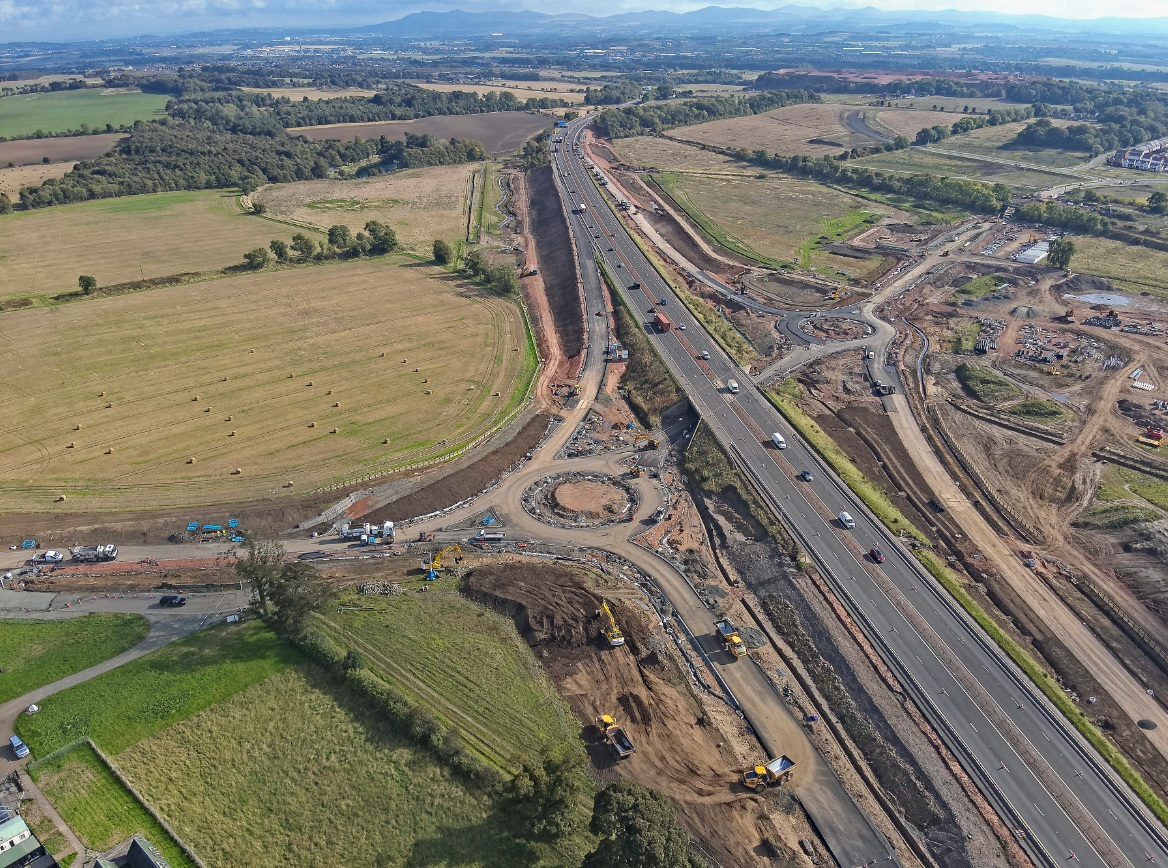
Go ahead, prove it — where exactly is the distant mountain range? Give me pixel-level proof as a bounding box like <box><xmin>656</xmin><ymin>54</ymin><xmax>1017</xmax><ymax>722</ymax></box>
<box><xmin>360</xmin><ymin>5</ymin><xmax>1168</xmax><ymax>38</ymax></box>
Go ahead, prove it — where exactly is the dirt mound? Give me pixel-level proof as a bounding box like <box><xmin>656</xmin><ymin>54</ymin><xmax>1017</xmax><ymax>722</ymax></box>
<box><xmin>527</xmin><ymin>164</ymin><xmax>584</xmax><ymax>361</ymax></box>
<box><xmin>359</xmin><ymin>413</ymin><xmax>549</xmax><ymax>524</ymax></box>
<box><xmin>1057</xmin><ymin>274</ymin><xmax>1118</xmax><ymax>295</ymax></box>
<box><xmin>464</xmin><ymin>561</ymin><xmax>603</xmax><ymax>647</ymax></box>
<box><xmin>552</xmin><ymin>481</ymin><xmax>627</xmax><ymax>518</ymax></box>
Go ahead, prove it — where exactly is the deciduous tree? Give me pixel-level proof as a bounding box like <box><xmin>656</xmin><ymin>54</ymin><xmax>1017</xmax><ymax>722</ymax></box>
<box><xmin>1048</xmin><ymin>238</ymin><xmax>1075</xmax><ymax>269</ymax></box>
<box><xmin>583</xmin><ymin>782</ymin><xmax>702</xmax><ymax>868</ymax></box>
<box><xmin>433</xmin><ymin>239</ymin><xmax>454</xmax><ymax>265</ymax></box>
<box><xmin>269</xmin><ymin>239</ymin><xmax>288</xmax><ymax>261</ymax></box>
<box><xmin>78</xmin><ymin>275</ymin><xmax>97</xmax><ymax>294</ymax></box>
<box><xmin>243</xmin><ymin>247</ymin><xmax>271</xmax><ymax>269</ymax></box>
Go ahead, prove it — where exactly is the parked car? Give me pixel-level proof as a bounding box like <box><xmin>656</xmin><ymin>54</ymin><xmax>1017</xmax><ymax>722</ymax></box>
<box><xmin>799</xmin><ymin>470</ymin><xmax>814</xmax><ymax>482</ymax></box>
<box><xmin>35</xmin><ymin>550</ymin><xmax>64</xmax><ymax>563</ymax></box>
<box><xmin>158</xmin><ymin>595</ymin><xmax>187</xmax><ymax>607</ymax></box>
<box><xmin>870</xmin><ymin>547</ymin><xmax>886</xmax><ymax>564</ymax></box>
<box><xmin>9</xmin><ymin>735</ymin><xmax>29</xmax><ymax>759</ymax></box>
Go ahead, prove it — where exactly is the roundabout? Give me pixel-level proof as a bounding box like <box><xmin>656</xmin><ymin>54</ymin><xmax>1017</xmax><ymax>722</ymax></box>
<box><xmin>521</xmin><ymin>472</ymin><xmax>640</xmax><ymax>528</ymax></box>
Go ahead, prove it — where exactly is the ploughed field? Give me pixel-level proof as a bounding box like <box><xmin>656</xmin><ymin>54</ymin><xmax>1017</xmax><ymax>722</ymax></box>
<box><xmin>0</xmin><ymin>258</ymin><xmax>532</xmax><ymax>512</ymax></box>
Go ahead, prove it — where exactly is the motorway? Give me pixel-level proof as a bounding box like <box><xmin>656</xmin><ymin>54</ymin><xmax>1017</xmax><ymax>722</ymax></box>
<box><xmin>555</xmin><ymin>115</ymin><xmax>1168</xmax><ymax>868</ymax></box>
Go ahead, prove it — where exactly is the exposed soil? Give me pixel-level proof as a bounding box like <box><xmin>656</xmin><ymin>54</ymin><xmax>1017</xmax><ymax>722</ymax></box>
<box><xmin>636</xmin><ymin>175</ymin><xmax>750</xmax><ymax>275</ymax></box>
<box><xmin>0</xmin><ymin>134</ymin><xmax>124</xmax><ymax>167</ymax></box>
<box><xmin>463</xmin><ymin>560</ymin><xmax>798</xmax><ymax>868</ymax></box>
<box><xmin>288</xmin><ymin>112</ymin><xmax>553</xmax><ymax>156</ymax></box>
<box><xmin>527</xmin><ymin>164</ymin><xmax>584</xmax><ymax>364</ymax></box>
<box><xmin>551</xmin><ymin>481</ymin><xmax>628</xmax><ymax>519</ymax></box>
<box><xmin>357</xmin><ymin>413</ymin><xmax>551</xmax><ymax>525</ymax></box>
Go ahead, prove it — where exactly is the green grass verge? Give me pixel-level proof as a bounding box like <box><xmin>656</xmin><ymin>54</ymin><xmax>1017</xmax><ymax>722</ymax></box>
<box><xmin>316</xmin><ymin>574</ymin><xmax>578</xmax><ymax>771</ymax></box>
<box><xmin>0</xmin><ymin>89</ymin><xmax>168</xmax><ymax>138</ymax></box>
<box><xmin>16</xmin><ymin>620</ymin><xmax>302</xmax><ymax>756</ymax></box>
<box><xmin>29</xmin><ymin>742</ymin><xmax>195</xmax><ymax>868</ymax></box>
<box><xmin>1008</xmin><ymin>399</ymin><xmax>1070</xmax><ymax>421</ymax></box>
<box><xmin>0</xmin><ymin>614</ymin><xmax>149</xmax><ymax>703</ymax></box>
<box><xmin>115</xmin><ymin>665</ymin><xmax>589</xmax><ymax>868</ymax></box>
<box><xmin>954</xmin><ymin>274</ymin><xmax>1008</xmax><ymax>299</ymax></box>
<box><xmin>768</xmin><ymin>378</ymin><xmax>1168</xmax><ymax>830</ymax></box>
<box><xmin>1078</xmin><ymin>503</ymin><xmax>1161</xmax><ymax>529</ymax></box>
<box><xmin>602</xmin><ymin>261</ymin><xmax>683</xmax><ymax>427</ymax></box>
<box><xmin>913</xmin><ymin>548</ymin><xmax>1168</xmax><ymax>829</ymax></box>
<box><xmin>955</xmin><ymin>362</ymin><xmax>1021</xmax><ymax>403</ymax></box>
<box><xmin>765</xmin><ymin>382</ymin><xmax>929</xmax><ymax>545</ymax></box>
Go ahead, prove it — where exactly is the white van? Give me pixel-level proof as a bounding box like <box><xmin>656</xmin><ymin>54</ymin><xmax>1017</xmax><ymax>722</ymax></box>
<box><xmin>838</xmin><ymin>511</ymin><xmax>856</xmax><ymax>529</ymax></box>
<box><xmin>727</xmin><ymin>380</ymin><xmax>740</xmax><ymax>394</ymax></box>
<box><xmin>771</xmin><ymin>432</ymin><xmax>787</xmax><ymax>449</ymax></box>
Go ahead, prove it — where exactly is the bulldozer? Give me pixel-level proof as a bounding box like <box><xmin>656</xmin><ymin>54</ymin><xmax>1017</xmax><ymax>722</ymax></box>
<box><xmin>742</xmin><ymin>756</ymin><xmax>796</xmax><ymax>793</ymax></box>
<box><xmin>599</xmin><ymin>600</ymin><xmax>625</xmax><ymax>647</ymax></box>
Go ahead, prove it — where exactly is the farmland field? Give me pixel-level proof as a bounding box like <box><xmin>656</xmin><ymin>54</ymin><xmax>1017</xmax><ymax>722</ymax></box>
<box><xmin>925</xmin><ymin>119</ymin><xmax>1086</xmax><ymax>168</ymax></box>
<box><xmin>0</xmin><ymin>161</ymin><xmax>80</xmax><ymax>199</ymax></box>
<box><xmin>116</xmin><ymin>665</ymin><xmax>583</xmax><ymax>868</ymax></box>
<box><xmin>316</xmin><ymin>573</ymin><xmax>575</xmax><ymax>769</ymax></box>
<box><xmin>655</xmin><ymin>172</ymin><xmax>891</xmax><ymax>278</ymax></box>
<box><xmin>0</xmin><ymin>189</ymin><xmax>291</xmax><ymax>303</ymax></box>
<box><xmin>0</xmin><ymin>615</ymin><xmax>149</xmax><ymax>703</ymax></box>
<box><xmin>0</xmin><ymin>133</ymin><xmax>123</xmax><ymax>167</ymax></box>
<box><xmin>0</xmin><ymin>89</ymin><xmax>168</xmax><ymax>138</ymax></box>
<box><xmin>415</xmin><ymin>81</ymin><xmax>586</xmax><ymax>103</ymax></box>
<box><xmin>238</xmin><ymin>86</ymin><xmax>377</xmax><ymax>100</ymax></box>
<box><xmin>289</xmin><ymin>111</ymin><xmax>553</xmax><ymax>156</ymax></box>
<box><xmin>667</xmin><ymin>103</ymin><xmax>880</xmax><ymax>156</ymax></box>
<box><xmin>255</xmin><ymin>163</ymin><xmax>476</xmax><ymax>253</ymax></box>
<box><xmin>1069</xmin><ymin>236</ymin><xmax>1168</xmax><ymax>297</ymax></box>
<box><xmin>852</xmin><ymin>147</ymin><xmax>1069</xmax><ymax>189</ymax></box>
<box><xmin>610</xmin><ymin>136</ymin><xmax>745</xmax><ymax>172</ymax></box>
<box><xmin>0</xmin><ymin>256</ymin><xmax>535</xmax><ymax>512</ymax></box>
<box><xmin>868</xmin><ymin>109</ymin><xmax>967</xmax><ymax>137</ymax></box>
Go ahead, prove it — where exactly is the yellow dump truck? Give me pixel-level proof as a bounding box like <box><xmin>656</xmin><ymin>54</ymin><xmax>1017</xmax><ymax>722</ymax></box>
<box><xmin>743</xmin><ymin>755</ymin><xmax>796</xmax><ymax>792</ymax></box>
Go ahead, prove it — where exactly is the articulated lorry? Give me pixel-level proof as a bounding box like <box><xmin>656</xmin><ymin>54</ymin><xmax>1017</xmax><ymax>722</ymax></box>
<box><xmin>715</xmin><ymin>618</ymin><xmax>748</xmax><ymax>658</ymax></box>
<box><xmin>596</xmin><ymin>714</ymin><xmax>636</xmax><ymax>759</ymax></box>
<box><xmin>71</xmin><ymin>544</ymin><xmax>118</xmax><ymax>563</ymax></box>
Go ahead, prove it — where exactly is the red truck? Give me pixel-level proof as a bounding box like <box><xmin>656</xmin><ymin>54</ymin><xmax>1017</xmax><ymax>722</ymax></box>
<box><xmin>654</xmin><ymin>313</ymin><xmax>672</xmax><ymax>332</ymax></box>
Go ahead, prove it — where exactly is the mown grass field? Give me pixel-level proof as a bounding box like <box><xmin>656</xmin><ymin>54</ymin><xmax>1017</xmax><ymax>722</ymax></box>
<box><xmin>655</xmin><ymin>172</ymin><xmax>890</xmax><ymax>279</ymax></box>
<box><xmin>1069</xmin><ymin>236</ymin><xmax>1168</xmax><ymax>297</ymax></box>
<box><xmin>415</xmin><ymin>81</ymin><xmax>586</xmax><ymax>103</ymax></box>
<box><xmin>926</xmin><ymin>119</ymin><xmax>1086</xmax><ymax>168</ymax></box>
<box><xmin>117</xmin><ymin>666</ymin><xmax>585</xmax><ymax>868</ymax></box>
<box><xmin>852</xmin><ymin>147</ymin><xmax>1068</xmax><ymax>190</ymax></box>
<box><xmin>955</xmin><ymin>363</ymin><xmax>1021</xmax><ymax>403</ymax></box>
<box><xmin>31</xmin><ymin>743</ymin><xmax>195</xmax><ymax>868</ymax></box>
<box><xmin>15</xmin><ymin>621</ymin><xmax>302</xmax><ymax>756</ymax></box>
<box><xmin>610</xmin><ymin>136</ymin><xmax>743</xmax><ymax>173</ymax></box>
<box><xmin>0</xmin><ymin>257</ymin><xmax>533</xmax><ymax>512</ymax></box>
<box><xmin>0</xmin><ymin>615</ymin><xmax>149</xmax><ymax>703</ymax></box>
<box><xmin>0</xmin><ymin>89</ymin><xmax>168</xmax><ymax>137</ymax></box>
<box><xmin>255</xmin><ymin>164</ymin><xmax>476</xmax><ymax>254</ymax></box>
<box><xmin>315</xmin><ymin>574</ymin><xmax>575</xmax><ymax>770</ymax></box>
<box><xmin>0</xmin><ymin>189</ymin><xmax>287</xmax><ymax>303</ymax></box>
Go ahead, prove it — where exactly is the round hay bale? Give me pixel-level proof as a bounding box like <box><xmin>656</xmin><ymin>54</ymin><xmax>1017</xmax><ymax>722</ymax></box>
<box><xmin>99</xmin><ymin>391</ymin><xmax>106</xmax><ymax>396</ymax></box>
<box><xmin>229</xmin><ymin>431</ymin><xmax>236</xmax><ymax>437</ymax></box>
<box><xmin>75</xmin><ymin>424</ymin><xmax>83</xmax><ymax>430</ymax></box>
<box><xmin>249</xmin><ymin>348</ymin><xmax>255</xmax><ymax>354</ymax></box>
<box><xmin>308</xmin><ymin>381</ymin><xmax>314</xmax><ymax>386</ymax></box>
<box><xmin>105</xmin><ymin>448</ymin><xmax>114</xmax><ymax>454</ymax></box>
<box><xmin>57</xmin><ymin>495</ymin><xmax>66</xmax><ymax>502</ymax></box>
<box><xmin>333</xmin><ymin>402</ymin><xmax>341</xmax><ymax>408</ymax></box>
<box><xmin>309</xmin><ymin>421</ymin><xmax>317</xmax><ymax>428</ymax></box>
<box><xmin>425</xmin><ymin>389</ymin><xmax>433</xmax><ymax>395</ymax></box>
<box><xmin>193</xmin><ymin>395</ymin><xmax>200</xmax><ymax>401</ymax></box>
<box><xmin>227</xmin><ymin>415</ymin><xmax>233</xmax><ymax>421</ymax></box>
<box><xmin>414</xmin><ymin>367</ymin><xmax>420</xmax><ymax>372</ymax></box>
<box><xmin>232</xmin><ymin>467</ymin><xmax>242</xmax><ymax>475</ymax></box>
<box><xmin>467</xmin><ymin>385</ymin><xmax>475</xmax><ymax>390</ymax></box>
<box><xmin>382</xmin><ymin>438</ymin><xmax>390</xmax><ymax>444</ymax></box>
<box><xmin>106</xmin><ymin>403</ymin><xmax>114</xmax><ymax>409</ymax></box>
<box><xmin>68</xmin><ymin>442</ymin><xmax>75</xmax><ymax>448</ymax></box>
<box><xmin>331</xmin><ymin>427</ymin><xmax>340</xmax><ymax>434</ymax></box>
<box><xmin>188</xmin><ymin>458</ymin><xmax>196</xmax><ymax>464</ymax></box>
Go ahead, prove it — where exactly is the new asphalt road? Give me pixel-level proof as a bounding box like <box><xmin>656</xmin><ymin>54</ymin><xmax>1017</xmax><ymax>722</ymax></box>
<box><xmin>558</xmin><ymin>116</ymin><xmax>1168</xmax><ymax>868</ymax></box>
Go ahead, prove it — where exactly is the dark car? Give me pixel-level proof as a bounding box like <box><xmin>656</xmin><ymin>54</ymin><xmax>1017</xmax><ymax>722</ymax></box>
<box><xmin>159</xmin><ymin>595</ymin><xmax>187</xmax><ymax>607</ymax></box>
<box><xmin>870</xmin><ymin>547</ymin><xmax>886</xmax><ymax>564</ymax></box>
<box><xmin>799</xmin><ymin>470</ymin><xmax>814</xmax><ymax>482</ymax></box>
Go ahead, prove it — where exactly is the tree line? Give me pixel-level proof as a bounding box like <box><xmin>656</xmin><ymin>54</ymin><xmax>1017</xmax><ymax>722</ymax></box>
<box><xmin>15</xmin><ymin>122</ymin><xmax>485</xmax><ymax>210</ymax></box>
<box><xmin>1014</xmin><ymin>201</ymin><xmax>1110</xmax><ymax>234</ymax></box>
<box><xmin>593</xmin><ymin>89</ymin><xmax>819</xmax><ymax>138</ymax></box>
<box><xmin>913</xmin><ymin>105</ymin><xmax>1034</xmax><ymax>144</ymax></box>
<box><xmin>244</xmin><ymin>221</ymin><xmax>399</xmax><ymax>269</ymax></box>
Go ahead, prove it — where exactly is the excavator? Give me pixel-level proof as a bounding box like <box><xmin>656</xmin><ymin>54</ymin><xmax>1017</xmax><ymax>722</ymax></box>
<box><xmin>633</xmin><ymin>434</ymin><xmax>660</xmax><ymax>449</ymax></box>
<box><xmin>628</xmin><ymin>465</ymin><xmax>644</xmax><ymax>478</ymax></box>
<box><xmin>421</xmin><ymin>544</ymin><xmax>461</xmax><ymax>580</ymax></box>
<box><xmin>599</xmin><ymin>600</ymin><xmax>625</xmax><ymax>647</ymax></box>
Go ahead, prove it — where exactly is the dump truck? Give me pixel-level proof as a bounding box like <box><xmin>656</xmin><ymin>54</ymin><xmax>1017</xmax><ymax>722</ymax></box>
<box><xmin>743</xmin><ymin>755</ymin><xmax>796</xmax><ymax>792</ymax></box>
<box><xmin>71</xmin><ymin>544</ymin><xmax>117</xmax><ymax>563</ymax></box>
<box><xmin>654</xmin><ymin>313</ymin><xmax>672</xmax><ymax>332</ymax></box>
<box><xmin>596</xmin><ymin>714</ymin><xmax>636</xmax><ymax>759</ymax></box>
<box><xmin>715</xmin><ymin>618</ymin><xmax>748</xmax><ymax>658</ymax></box>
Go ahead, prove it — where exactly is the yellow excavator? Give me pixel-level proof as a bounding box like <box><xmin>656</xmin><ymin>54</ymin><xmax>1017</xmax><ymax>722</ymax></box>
<box><xmin>600</xmin><ymin>601</ymin><xmax>625</xmax><ymax>647</ymax></box>
<box><xmin>422</xmin><ymin>544</ymin><xmax>461</xmax><ymax>580</ymax></box>
<box><xmin>628</xmin><ymin>465</ymin><xmax>644</xmax><ymax>478</ymax></box>
<box><xmin>633</xmin><ymin>434</ymin><xmax>660</xmax><ymax>449</ymax></box>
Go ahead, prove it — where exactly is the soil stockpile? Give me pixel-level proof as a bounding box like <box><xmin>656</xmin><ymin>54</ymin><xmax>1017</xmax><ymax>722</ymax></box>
<box><xmin>359</xmin><ymin>413</ymin><xmax>550</xmax><ymax>524</ymax></box>
<box><xmin>527</xmin><ymin>164</ymin><xmax>584</xmax><ymax>361</ymax></box>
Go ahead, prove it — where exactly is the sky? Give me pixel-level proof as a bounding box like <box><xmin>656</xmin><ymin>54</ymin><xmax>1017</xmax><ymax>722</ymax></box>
<box><xmin>2</xmin><ymin>0</ymin><xmax>1167</xmax><ymax>45</ymax></box>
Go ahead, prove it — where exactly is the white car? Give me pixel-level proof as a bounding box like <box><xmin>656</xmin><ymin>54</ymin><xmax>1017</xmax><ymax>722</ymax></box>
<box><xmin>38</xmin><ymin>550</ymin><xmax>64</xmax><ymax>563</ymax></box>
<box><xmin>678</xmin><ymin>323</ymin><xmax>686</xmax><ymax>330</ymax></box>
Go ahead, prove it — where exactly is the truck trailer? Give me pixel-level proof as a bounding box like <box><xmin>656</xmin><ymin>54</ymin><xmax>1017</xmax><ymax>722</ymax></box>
<box><xmin>71</xmin><ymin>544</ymin><xmax>118</xmax><ymax>563</ymax></box>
